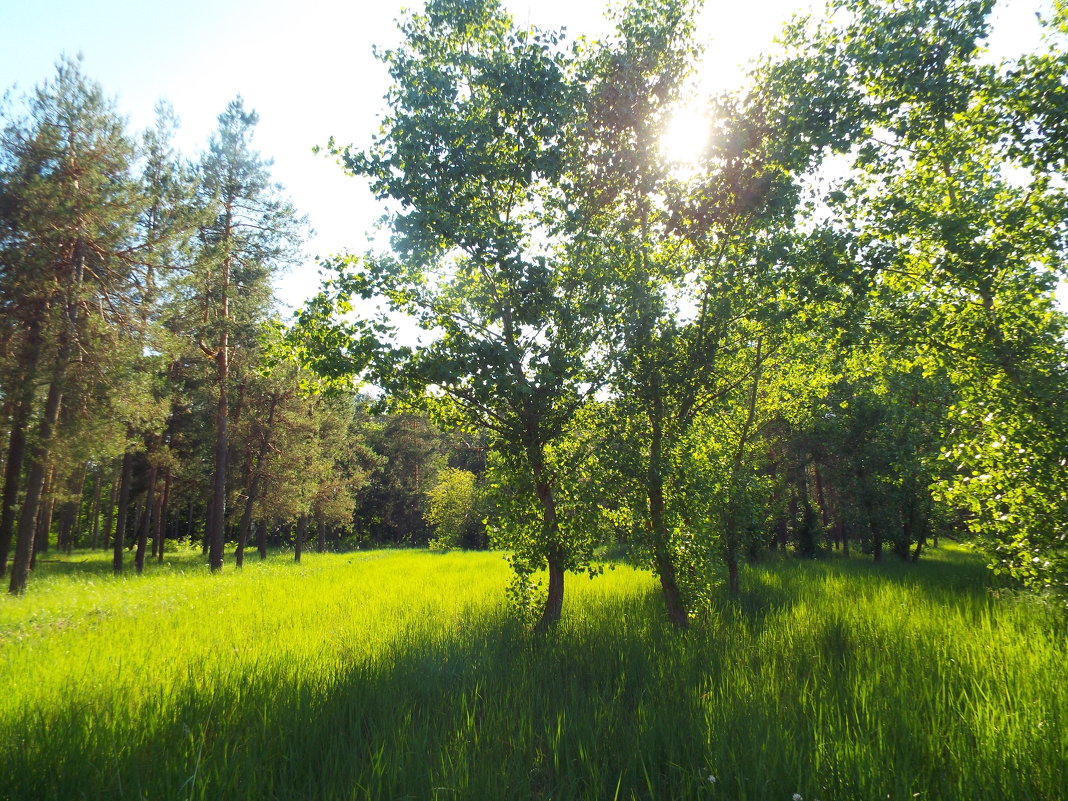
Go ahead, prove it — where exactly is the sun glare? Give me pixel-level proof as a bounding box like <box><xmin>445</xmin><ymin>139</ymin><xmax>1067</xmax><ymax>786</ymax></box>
<box><xmin>660</xmin><ymin>101</ymin><xmax>712</xmax><ymax>176</ymax></box>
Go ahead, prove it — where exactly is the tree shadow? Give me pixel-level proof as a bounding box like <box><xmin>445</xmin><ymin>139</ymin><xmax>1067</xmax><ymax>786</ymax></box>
<box><xmin>5</xmin><ymin>550</ymin><xmax>1061</xmax><ymax>801</ymax></box>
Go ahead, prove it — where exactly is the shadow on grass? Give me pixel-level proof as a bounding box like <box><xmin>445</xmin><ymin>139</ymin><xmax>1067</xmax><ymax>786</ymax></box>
<box><xmin>5</xmin><ymin>549</ymin><xmax>1064</xmax><ymax>801</ymax></box>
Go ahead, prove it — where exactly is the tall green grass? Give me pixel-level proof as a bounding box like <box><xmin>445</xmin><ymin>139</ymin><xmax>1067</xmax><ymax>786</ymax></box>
<box><xmin>1</xmin><ymin>546</ymin><xmax>1064</xmax><ymax>801</ymax></box>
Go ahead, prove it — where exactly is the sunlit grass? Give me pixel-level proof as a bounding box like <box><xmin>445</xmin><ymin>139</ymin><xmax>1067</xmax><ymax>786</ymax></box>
<box><xmin>1</xmin><ymin>545</ymin><xmax>1064</xmax><ymax>800</ymax></box>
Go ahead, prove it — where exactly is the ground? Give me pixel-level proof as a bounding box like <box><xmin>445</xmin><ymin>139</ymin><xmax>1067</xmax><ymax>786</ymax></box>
<box><xmin>1</xmin><ymin>545</ymin><xmax>1064</xmax><ymax>801</ymax></box>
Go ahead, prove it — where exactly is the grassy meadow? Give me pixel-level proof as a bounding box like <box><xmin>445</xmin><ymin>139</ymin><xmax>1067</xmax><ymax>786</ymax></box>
<box><xmin>1</xmin><ymin>546</ymin><xmax>1065</xmax><ymax>801</ymax></box>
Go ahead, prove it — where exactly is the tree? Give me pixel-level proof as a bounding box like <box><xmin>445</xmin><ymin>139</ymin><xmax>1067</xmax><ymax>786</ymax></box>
<box><xmin>301</xmin><ymin>0</ymin><xmax>610</xmax><ymax>626</ymax></box>
<box><xmin>425</xmin><ymin>467</ymin><xmax>481</xmax><ymax>549</ymax></box>
<box><xmin>565</xmin><ymin>0</ymin><xmax>860</xmax><ymax>621</ymax></box>
<box><xmin>0</xmin><ymin>57</ymin><xmax>146</xmax><ymax>593</ymax></box>
<box><xmin>789</xmin><ymin>0</ymin><xmax>1068</xmax><ymax>597</ymax></box>
<box><xmin>192</xmin><ymin>98</ymin><xmax>304</xmax><ymax>573</ymax></box>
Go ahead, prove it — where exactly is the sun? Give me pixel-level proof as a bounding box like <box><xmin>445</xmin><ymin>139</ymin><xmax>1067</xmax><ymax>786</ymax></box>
<box><xmin>659</xmin><ymin>99</ymin><xmax>712</xmax><ymax>175</ymax></box>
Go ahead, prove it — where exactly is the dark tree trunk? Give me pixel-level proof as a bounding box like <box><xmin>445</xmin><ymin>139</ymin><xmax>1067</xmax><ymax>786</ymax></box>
<box><xmin>256</xmin><ymin>519</ymin><xmax>267</xmax><ymax>560</ymax></box>
<box><xmin>56</xmin><ymin>463</ymin><xmax>86</xmax><ymax>554</ymax></box>
<box><xmin>316</xmin><ymin>521</ymin><xmax>326</xmax><ymax>553</ymax></box>
<box><xmin>650</xmin><ymin>481</ymin><xmax>688</xmax><ymax>625</ymax></box>
<box><xmin>31</xmin><ymin>467</ymin><xmax>56</xmax><ymax>569</ymax></box>
<box><xmin>102</xmin><ymin>463</ymin><xmax>118</xmax><ymax>550</ymax></box>
<box><xmin>294</xmin><ymin>515</ymin><xmax>306</xmax><ymax>563</ymax></box>
<box><xmin>0</xmin><ymin>316</ymin><xmax>43</xmax><ymax>577</ymax></box>
<box><xmin>134</xmin><ymin>465</ymin><xmax>157</xmax><ymax>574</ymax></box>
<box><xmin>235</xmin><ymin>393</ymin><xmax>277</xmax><ymax>568</ymax></box>
<box><xmin>532</xmin><ymin>455</ymin><xmax>566</xmax><ymax>630</ymax></box>
<box><xmin>207</xmin><ymin>213</ymin><xmax>233</xmax><ymax>574</ymax></box>
<box><xmin>646</xmin><ymin>397</ymin><xmax>688</xmax><ymax>627</ymax></box>
<box><xmin>11</xmin><ymin>235</ymin><xmax>85</xmax><ymax>593</ymax></box>
<box><xmin>203</xmin><ymin>497</ymin><xmax>213</xmax><ymax>555</ymax></box>
<box><xmin>726</xmin><ymin>541</ymin><xmax>740</xmax><ymax>597</ymax></box>
<box><xmin>543</xmin><ymin>544</ymin><xmax>565</xmax><ymax>628</ymax></box>
<box><xmin>156</xmin><ymin>469</ymin><xmax>170</xmax><ymax>563</ymax></box>
<box><xmin>112</xmin><ymin>451</ymin><xmax>133</xmax><ymax>574</ymax></box>
<box><xmin>814</xmin><ymin>465</ymin><xmax>830</xmax><ymax>528</ymax></box>
<box><xmin>869</xmin><ymin>509</ymin><xmax>882</xmax><ymax>562</ymax></box>
<box><xmin>88</xmin><ymin>466</ymin><xmax>102</xmax><ymax>550</ymax></box>
<box><xmin>911</xmin><ymin>513</ymin><xmax>928</xmax><ymax>562</ymax></box>
<box><xmin>10</xmin><ymin>371</ymin><xmax>64</xmax><ymax>594</ymax></box>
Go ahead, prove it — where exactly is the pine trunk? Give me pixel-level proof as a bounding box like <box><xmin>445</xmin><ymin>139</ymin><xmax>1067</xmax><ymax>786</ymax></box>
<box><xmin>10</xmin><ymin>372</ymin><xmax>63</xmax><ymax>594</ymax></box>
<box><xmin>208</xmin><ymin>211</ymin><xmax>233</xmax><ymax>574</ymax></box>
<box><xmin>156</xmin><ymin>469</ymin><xmax>170</xmax><ymax>563</ymax></box>
<box><xmin>31</xmin><ymin>469</ymin><xmax>57</xmax><ymax>568</ymax></box>
<box><xmin>112</xmin><ymin>451</ymin><xmax>133</xmax><ymax>574</ymax></box>
<box><xmin>88</xmin><ymin>466</ymin><xmax>102</xmax><ymax>549</ymax></box>
<box><xmin>294</xmin><ymin>515</ymin><xmax>306</xmax><ymax>563</ymax></box>
<box><xmin>134</xmin><ymin>465</ymin><xmax>157</xmax><ymax>574</ymax></box>
<box><xmin>0</xmin><ymin>319</ymin><xmax>41</xmax><ymax>577</ymax></box>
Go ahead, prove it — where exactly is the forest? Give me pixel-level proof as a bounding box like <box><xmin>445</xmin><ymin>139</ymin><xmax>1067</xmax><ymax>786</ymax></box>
<box><xmin>1</xmin><ymin>0</ymin><xmax>1066</xmax><ymax>797</ymax></box>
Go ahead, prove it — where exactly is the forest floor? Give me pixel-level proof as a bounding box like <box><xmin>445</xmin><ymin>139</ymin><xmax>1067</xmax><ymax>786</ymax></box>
<box><xmin>1</xmin><ymin>545</ymin><xmax>1064</xmax><ymax>801</ymax></box>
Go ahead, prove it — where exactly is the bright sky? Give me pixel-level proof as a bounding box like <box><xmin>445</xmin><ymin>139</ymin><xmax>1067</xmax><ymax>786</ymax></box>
<box><xmin>0</xmin><ymin>0</ymin><xmax>1051</xmax><ymax>311</ymax></box>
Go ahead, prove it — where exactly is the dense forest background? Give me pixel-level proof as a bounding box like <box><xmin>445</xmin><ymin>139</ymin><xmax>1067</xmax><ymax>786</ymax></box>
<box><xmin>1</xmin><ymin>0</ymin><xmax>1066</xmax><ymax>627</ymax></box>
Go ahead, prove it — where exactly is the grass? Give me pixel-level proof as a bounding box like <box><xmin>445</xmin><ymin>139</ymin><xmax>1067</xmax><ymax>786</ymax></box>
<box><xmin>1</xmin><ymin>545</ymin><xmax>1065</xmax><ymax>801</ymax></box>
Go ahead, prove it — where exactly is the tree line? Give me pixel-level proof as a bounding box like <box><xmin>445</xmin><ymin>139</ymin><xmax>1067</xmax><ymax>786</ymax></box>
<box><xmin>0</xmin><ymin>58</ymin><xmax>492</xmax><ymax>595</ymax></box>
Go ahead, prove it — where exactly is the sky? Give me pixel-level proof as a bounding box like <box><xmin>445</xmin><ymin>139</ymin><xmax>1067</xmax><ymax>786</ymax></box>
<box><xmin>0</xmin><ymin>0</ymin><xmax>1052</xmax><ymax>311</ymax></box>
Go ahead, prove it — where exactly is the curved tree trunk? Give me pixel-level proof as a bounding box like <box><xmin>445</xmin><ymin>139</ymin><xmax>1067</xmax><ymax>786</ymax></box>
<box><xmin>534</xmin><ymin>473</ymin><xmax>565</xmax><ymax>630</ymax></box>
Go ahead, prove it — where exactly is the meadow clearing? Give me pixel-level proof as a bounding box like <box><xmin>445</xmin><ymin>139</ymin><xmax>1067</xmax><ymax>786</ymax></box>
<box><xmin>1</xmin><ymin>546</ymin><xmax>1064</xmax><ymax>801</ymax></box>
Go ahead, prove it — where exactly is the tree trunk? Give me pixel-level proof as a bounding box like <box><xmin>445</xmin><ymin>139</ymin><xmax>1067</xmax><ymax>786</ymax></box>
<box><xmin>542</xmin><ymin>544</ymin><xmax>565</xmax><ymax>628</ymax></box>
<box><xmin>911</xmin><ymin>513</ymin><xmax>928</xmax><ymax>562</ymax></box>
<box><xmin>112</xmin><ymin>451</ymin><xmax>133</xmax><ymax>574</ymax></box>
<box><xmin>726</xmin><ymin>540</ymin><xmax>740</xmax><ymax>597</ymax></box>
<box><xmin>294</xmin><ymin>515</ymin><xmax>306</xmax><ymax>563</ymax></box>
<box><xmin>235</xmin><ymin>393</ymin><xmax>277</xmax><ymax>567</ymax></box>
<box><xmin>814</xmin><ymin>465</ymin><xmax>830</xmax><ymax>528</ymax></box>
<box><xmin>646</xmin><ymin>394</ymin><xmax>688</xmax><ymax>627</ymax></box>
<box><xmin>156</xmin><ymin>469</ymin><xmax>170</xmax><ymax>563</ymax></box>
<box><xmin>10</xmin><ymin>371</ymin><xmax>64</xmax><ymax>594</ymax></box>
<box><xmin>102</xmin><ymin>462</ymin><xmax>118</xmax><ymax>550</ymax></box>
<box><xmin>316</xmin><ymin>521</ymin><xmax>326</xmax><ymax>553</ymax></box>
<box><xmin>31</xmin><ymin>466</ymin><xmax>56</xmax><ymax>569</ymax></box>
<box><xmin>56</xmin><ymin>463</ymin><xmax>86</xmax><ymax>554</ymax></box>
<box><xmin>10</xmin><ymin>231</ymin><xmax>86</xmax><ymax>593</ymax></box>
<box><xmin>203</xmin><ymin>497</ymin><xmax>213</xmax><ymax>555</ymax></box>
<box><xmin>134</xmin><ymin>465</ymin><xmax>157</xmax><ymax>574</ymax></box>
<box><xmin>88</xmin><ymin>466</ymin><xmax>102</xmax><ymax>550</ymax></box>
<box><xmin>207</xmin><ymin>211</ymin><xmax>233</xmax><ymax>574</ymax></box>
<box><xmin>0</xmin><ymin>315</ymin><xmax>43</xmax><ymax>577</ymax></box>
<box><xmin>256</xmin><ymin>519</ymin><xmax>267</xmax><ymax>560</ymax></box>
<box><xmin>531</xmin><ymin>451</ymin><xmax>565</xmax><ymax>630</ymax></box>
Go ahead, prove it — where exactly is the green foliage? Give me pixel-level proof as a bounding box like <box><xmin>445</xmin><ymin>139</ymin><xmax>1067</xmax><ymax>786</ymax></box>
<box><xmin>424</xmin><ymin>467</ymin><xmax>480</xmax><ymax>550</ymax></box>
<box><xmin>779</xmin><ymin>0</ymin><xmax>1068</xmax><ymax>594</ymax></box>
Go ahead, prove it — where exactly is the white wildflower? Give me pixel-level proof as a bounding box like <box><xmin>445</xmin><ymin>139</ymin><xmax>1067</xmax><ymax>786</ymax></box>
<box><xmin>707</xmin><ymin>774</ymin><xmax>717</xmax><ymax>784</ymax></box>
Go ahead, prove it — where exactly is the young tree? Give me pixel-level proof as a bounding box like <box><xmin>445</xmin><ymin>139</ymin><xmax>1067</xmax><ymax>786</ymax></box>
<box><xmin>300</xmin><ymin>0</ymin><xmax>610</xmax><ymax>625</ymax></box>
